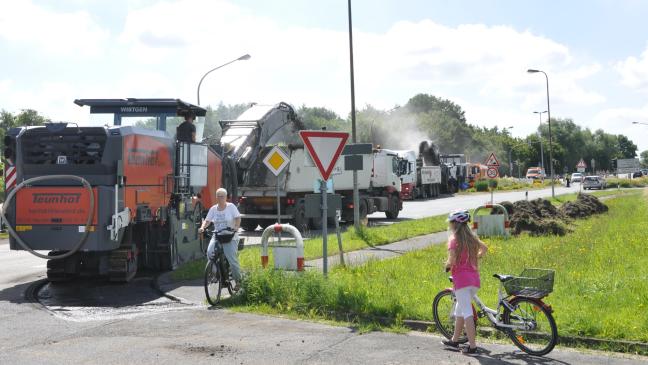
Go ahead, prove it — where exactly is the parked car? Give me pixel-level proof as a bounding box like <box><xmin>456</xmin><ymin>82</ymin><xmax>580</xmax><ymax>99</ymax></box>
<box><xmin>633</xmin><ymin>171</ymin><xmax>644</xmax><ymax>178</ymax></box>
<box><xmin>571</xmin><ymin>172</ymin><xmax>584</xmax><ymax>183</ymax></box>
<box><xmin>583</xmin><ymin>176</ymin><xmax>607</xmax><ymax>190</ymax></box>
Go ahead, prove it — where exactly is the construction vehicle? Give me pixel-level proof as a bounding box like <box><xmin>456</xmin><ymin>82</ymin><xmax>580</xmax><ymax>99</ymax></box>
<box><xmin>525</xmin><ymin>167</ymin><xmax>546</xmax><ymax>180</ymax></box>
<box><xmin>2</xmin><ymin>98</ymin><xmax>229</xmax><ymax>282</ymax></box>
<box><xmin>439</xmin><ymin>153</ymin><xmax>468</xmax><ymax>193</ymax></box>
<box><xmin>394</xmin><ymin>141</ymin><xmax>470</xmax><ymax>200</ymax></box>
<box><xmin>219</xmin><ymin>102</ymin><xmax>403</xmax><ymax>231</ymax></box>
<box><xmin>467</xmin><ymin>163</ymin><xmax>489</xmax><ymax>187</ymax></box>
<box><xmin>394</xmin><ymin>149</ymin><xmax>442</xmax><ymax>200</ymax></box>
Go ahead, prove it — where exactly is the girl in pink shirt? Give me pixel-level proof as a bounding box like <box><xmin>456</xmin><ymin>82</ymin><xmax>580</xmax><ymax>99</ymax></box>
<box><xmin>443</xmin><ymin>209</ymin><xmax>488</xmax><ymax>354</ymax></box>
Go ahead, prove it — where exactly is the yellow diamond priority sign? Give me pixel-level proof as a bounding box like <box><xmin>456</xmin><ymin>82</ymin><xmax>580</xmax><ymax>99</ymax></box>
<box><xmin>263</xmin><ymin>146</ymin><xmax>290</xmax><ymax>176</ymax></box>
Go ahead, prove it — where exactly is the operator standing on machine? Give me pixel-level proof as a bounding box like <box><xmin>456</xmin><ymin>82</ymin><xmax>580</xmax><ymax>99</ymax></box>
<box><xmin>176</xmin><ymin>111</ymin><xmax>197</xmax><ymax>143</ymax></box>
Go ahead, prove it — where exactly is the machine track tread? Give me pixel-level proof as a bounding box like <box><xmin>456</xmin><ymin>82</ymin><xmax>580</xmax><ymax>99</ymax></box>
<box><xmin>46</xmin><ymin>251</ymin><xmax>75</xmax><ymax>282</ymax></box>
<box><xmin>108</xmin><ymin>248</ymin><xmax>137</xmax><ymax>282</ymax></box>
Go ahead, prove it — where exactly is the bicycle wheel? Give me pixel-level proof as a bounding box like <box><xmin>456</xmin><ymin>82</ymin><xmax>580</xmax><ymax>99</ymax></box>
<box><xmin>204</xmin><ymin>259</ymin><xmax>223</xmax><ymax>306</ymax></box>
<box><xmin>223</xmin><ymin>259</ymin><xmax>234</xmax><ymax>296</ymax></box>
<box><xmin>432</xmin><ymin>289</ymin><xmax>477</xmax><ymax>343</ymax></box>
<box><xmin>503</xmin><ymin>297</ymin><xmax>558</xmax><ymax>356</ymax></box>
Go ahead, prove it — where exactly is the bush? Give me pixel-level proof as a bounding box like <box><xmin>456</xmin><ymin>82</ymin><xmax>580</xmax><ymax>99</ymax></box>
<box><xmin>474</xmin><ymin>179</ymin><xmax>489</xmax><ymax>192</ymax></box>
<box><xmin>606</xmin><ymin>176</ymin><xmax>648</xmax><ymax>188</ymax></box>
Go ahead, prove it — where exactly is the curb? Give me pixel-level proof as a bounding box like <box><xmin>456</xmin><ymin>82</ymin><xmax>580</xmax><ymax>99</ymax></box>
<box><xmin>392</xmin><ymin>318</ymin><xmax>648</xmax><ymax>355</ymax></box>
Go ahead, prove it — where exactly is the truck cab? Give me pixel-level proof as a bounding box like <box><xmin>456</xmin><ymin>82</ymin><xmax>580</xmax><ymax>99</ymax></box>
<box><xmin>526</xmin><ymin>167</ymin><xmax>546</xmax><ymax>180</ymax></box>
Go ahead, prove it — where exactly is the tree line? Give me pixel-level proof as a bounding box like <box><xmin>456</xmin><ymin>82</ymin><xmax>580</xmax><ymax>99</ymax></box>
<box><xmin>1</xmin><ymin>95</ymin><xmax>646</xmax><ymax>175</ymax></box>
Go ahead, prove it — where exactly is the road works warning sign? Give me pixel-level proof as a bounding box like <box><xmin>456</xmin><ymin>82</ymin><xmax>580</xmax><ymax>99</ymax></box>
<box><xmin>299</xmin><ymin>131</ymin><xmax>349</xmax><ymax>181</ymax></box>
<box><xmin>485</xmin><ymin>153</ymin><xmax>500</xmax><ymax>167</ymax></box>
<box><xmin>263</xmin><ymin>146</ymin><xmax>290</xmax><ymax>176</ymax></box>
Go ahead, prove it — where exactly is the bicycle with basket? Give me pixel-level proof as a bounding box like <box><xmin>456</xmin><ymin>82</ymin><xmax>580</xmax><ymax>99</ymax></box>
<box><xmin>203</xmin><ymin>227</ymin><xmax>244</xmax><ymax>306</ymax></box>
<box><xmin>432</xmin><ymin>268</ymin><xmax>558</xmax><ymax>356</ymax></box>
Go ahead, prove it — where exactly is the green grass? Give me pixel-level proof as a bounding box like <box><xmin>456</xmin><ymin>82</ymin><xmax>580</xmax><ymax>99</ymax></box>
<box><xmin>230</xmin><ymin>191</ymin><xmax>648</xmax><ymax>344</ymax></box>
<box><xmin>546</xmin><ymin>189</ymin><xmax>630</xmax><ymax>206</ymax></box>
<box><xmin>463</xmin><ymin>177</ymin><xmax>552</xmax><ymax>193</ymax></box>
<box><xmin>171</xmin><ymin>213</ymin><xmax>449</xmax><ymax>280</ymax></box>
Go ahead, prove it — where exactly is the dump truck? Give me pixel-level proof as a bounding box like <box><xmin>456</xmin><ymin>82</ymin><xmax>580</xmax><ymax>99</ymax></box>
<box><xmin>2</xmin><ymin>98</ymin><xmax>229</xmax><ymax>282</ymax></box>
<box><xmin>393</xmin><ymin>141</ymin><xmax>468</xmax><ymax>200</ymax></box>
<box><xmin>394</xmin><ymin>149</ymin><xmax>442</xmax><ymax>200</ymax></box>
<box><xmin>219</xmin><ymin>102</ymin><xmax>403</xmax><ymax>232</ymax></box>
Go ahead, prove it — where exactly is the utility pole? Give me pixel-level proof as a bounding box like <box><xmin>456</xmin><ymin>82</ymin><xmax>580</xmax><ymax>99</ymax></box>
<box><xmin>347</xmin><ymin>0</ymin><xmax>360</xmax><ymax>230</ymax></box>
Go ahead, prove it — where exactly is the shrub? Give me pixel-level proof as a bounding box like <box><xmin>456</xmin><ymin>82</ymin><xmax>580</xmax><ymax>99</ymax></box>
<box><xmin>474</xmin><ymin>179</ymin><xmax>489</xmax><ymax>192</ymax></box>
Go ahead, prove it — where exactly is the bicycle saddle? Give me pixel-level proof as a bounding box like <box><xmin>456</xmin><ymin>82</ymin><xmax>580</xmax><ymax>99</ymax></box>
<box><xmin>493</xmin><ymin>274</ymin><xmax>515</xmax><ymax>282</ymax></box>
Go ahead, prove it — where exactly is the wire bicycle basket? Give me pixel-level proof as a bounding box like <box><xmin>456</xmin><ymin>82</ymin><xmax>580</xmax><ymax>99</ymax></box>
<box><xmin>504</xmin><ymin>268</ymin><xmax>555</xmax><ymax>298</ymax></box>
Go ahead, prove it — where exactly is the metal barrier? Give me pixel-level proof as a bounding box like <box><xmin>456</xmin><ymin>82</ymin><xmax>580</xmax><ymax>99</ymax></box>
<box><xmin>260</xmin><ymin>223</ymin><xmax>305</xmax><ymax>271</ymax></box>
<box><xmin>472</xmin><ymin>203</ymin><xmax>510</xmax><ymax>238</ymax></box>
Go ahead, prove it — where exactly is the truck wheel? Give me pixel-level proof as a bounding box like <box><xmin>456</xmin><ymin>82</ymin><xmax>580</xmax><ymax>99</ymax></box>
<box><xmin>385</xmin><ymin>195</ymin><xmax>400</xmax><ymax>219</ymax></box>
<box><xmin>292</xmin><ymin>202</ymin><xmax>309</xmax><ymax>234</ymax></box>
<box><xmin>359</xmin><ymin>200</ymin><xmax>368</xmax><ymax>226</ymax></box>
<box><xmin>240</xmin><ymin>219</ymin><xmax>259</xmax><ymax>232</ymax></box>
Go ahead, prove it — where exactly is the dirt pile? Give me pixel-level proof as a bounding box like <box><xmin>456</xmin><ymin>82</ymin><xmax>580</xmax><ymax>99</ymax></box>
<box><xmin>559</xmin><ymin>193</ymin><xmax>609</xmax><ymax>218</ymax></box>
<box><xmin>509</xmin><ymin>198</ymin><xmax>568</xmax><ymax>236</ymax></box>
<box><xmin>490</xmin><ymin>194</ymin><xmax>608</xmax><ymax>236</ymax></box>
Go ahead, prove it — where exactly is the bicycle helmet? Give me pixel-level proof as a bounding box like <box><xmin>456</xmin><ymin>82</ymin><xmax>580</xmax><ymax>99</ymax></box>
<box><xmin>447</xmin><ymin>209</ymin><xmax>471</xmax><ymax>223</ymax></box>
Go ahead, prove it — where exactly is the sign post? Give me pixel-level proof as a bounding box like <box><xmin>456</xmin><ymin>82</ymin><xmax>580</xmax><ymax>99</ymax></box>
<box><xmin>485</xmin><ymin>152</ymin><xmax>500</xmax><ymax>204</ymax></box>
<box><xmin>299</xmin><ymin>131</ymin><xmax>349</xmax><ymax>276</ymax></box>
<box><xmin>263</xmin><ymin>146</ymin><xmax>290</xmax><ymax>243</ymax></box>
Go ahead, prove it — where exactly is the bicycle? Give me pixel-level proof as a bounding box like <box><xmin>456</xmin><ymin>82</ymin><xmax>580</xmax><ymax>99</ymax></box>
<box><xmin>203</xmin><ymin>227</ymin><xmax>244</xmax><ymax>306</ymax></box>
<box><xmin>432</xmin><ymin>268</ymin><xmax>558</xmax><ymax>356</ymax></box>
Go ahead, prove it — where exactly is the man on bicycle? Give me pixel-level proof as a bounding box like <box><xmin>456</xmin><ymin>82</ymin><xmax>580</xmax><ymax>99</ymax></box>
<box><xmin>199</xmin><ymin>188</ymin><xmax>242</xmax><ymax>290</ymax></box>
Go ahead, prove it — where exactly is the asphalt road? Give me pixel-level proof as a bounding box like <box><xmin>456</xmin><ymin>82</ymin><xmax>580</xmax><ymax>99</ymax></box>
<box><xmin>369</xmin><ymin>182</ymin><xmax>583</xmax><ymax>220</ymax></box>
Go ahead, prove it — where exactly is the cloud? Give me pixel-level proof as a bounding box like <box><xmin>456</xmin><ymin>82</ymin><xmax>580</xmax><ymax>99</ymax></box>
<box><xmin>615</xmin><ymin>45</ymin><xmax>648</xmax><ymax>92</ymax></box>
<box><xmin>0</xmin><ymin>0</ymin><xmax>612</xmax><ymax>146</ymax></box>
<box><xmin>591</xmin><ymin>106</ymin><xmax>648</xmax><ymax>153</ymax></box>
<box><xmin>0</xmin><ymin>0</ymin><xmax>109</xmax><ymax>57</ymax></box>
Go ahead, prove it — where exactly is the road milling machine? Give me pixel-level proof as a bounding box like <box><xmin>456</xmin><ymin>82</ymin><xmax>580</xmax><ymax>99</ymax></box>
<box><xmin>2</xmin><ymin>99</ymin><xmax>230</xmax><ymax>282</ymax></box>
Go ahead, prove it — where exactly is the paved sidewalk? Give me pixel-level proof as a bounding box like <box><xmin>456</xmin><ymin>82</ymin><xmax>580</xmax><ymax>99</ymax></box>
<box><xmin>157</xmin><ymin>231</ymin><xmax>449</xmax><ymax>305</ymax></box>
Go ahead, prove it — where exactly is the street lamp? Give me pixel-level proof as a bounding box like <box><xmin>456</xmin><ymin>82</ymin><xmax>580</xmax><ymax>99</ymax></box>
<box><xmin>533</xmin><ymin>110</ymin><xmax>547</xmax><ymax>169</ymax></box>
<box><xmin>196</xmin><ymin>54</ymin><xmax>251</xmax><ymax>105</ymax></box>
<box><xmin>528</xmin><ymin>69</ymin><xmax>555</xmax><ymax>197</ymax></box>
<box><xmin>633</xmin><ymin>121</ymin><xmax>648</xmax><ymax>126</ymax></box>
<box><xmin>347</xmin><ymin>0</ymin><xmax>360</xmax><ymax>232</ymax></box>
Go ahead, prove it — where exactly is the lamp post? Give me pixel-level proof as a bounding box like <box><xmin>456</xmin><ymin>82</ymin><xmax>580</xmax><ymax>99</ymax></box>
<box><xmin>633</xmin><ymin>121</ymin><xmax>648</xmax><ymax>126</ymax></box>
<box><xmin>533</xmin><ymin>110</ymin><xmax>547</xmax><ymax>169</ymax></box>
<box><xmin>347</xmin><ymin>0</ymin><xmax>361</xmax><ymax>231</ymax></box>
<box><xmin>196</xmin><ymin>54</ymin><xmax>251</xmax><ymax>105</ymax></box>
<box><xmin>528</xmin><ymin>69</ymin><xmax>555</xmax><ymax>198</ymax></box>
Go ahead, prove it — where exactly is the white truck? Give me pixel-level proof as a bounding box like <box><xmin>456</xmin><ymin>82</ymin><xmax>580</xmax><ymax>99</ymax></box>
<box><xmin>395</xmin><ymin>149</ymin><xmax>443</xmax><ymax>200</ymax></box>
<box><xmin>219</xmin><ymin>103</ymin><xmax>403</xmax><ymax>232</ymax></box>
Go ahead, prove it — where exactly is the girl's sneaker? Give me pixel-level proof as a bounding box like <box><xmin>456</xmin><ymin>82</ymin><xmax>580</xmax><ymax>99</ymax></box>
<box><xmin>441</xmin><ymin>339</ymin><xmax>461</xmax><ymax>348</ymax></box>
<box><xmin>461</xmin><ymin>346</ymin><xmax>478</xmax><ymax>355</ymax></box>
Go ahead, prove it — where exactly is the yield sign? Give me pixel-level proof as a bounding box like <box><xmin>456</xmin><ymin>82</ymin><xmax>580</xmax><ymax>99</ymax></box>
<box><xmin>485</xmin><ymin>153</ymin><xmax>500</xmax><ymax>167</ymax></box>
<box><xmin>299</xmin><ymin>130</ymin><xmax>349</xmax><ymax>181</ymax></box>
<box><xmin>263</xmin><ymin>146</ymin><xmax>290</xmax><ymax>176</ymax></box>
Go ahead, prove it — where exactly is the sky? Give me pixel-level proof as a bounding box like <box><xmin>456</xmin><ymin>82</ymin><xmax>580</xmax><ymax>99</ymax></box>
<box><xmin>1</xmin><ymin>0</ymin><xmax>648</xmax><ymax>155</ymax></box>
